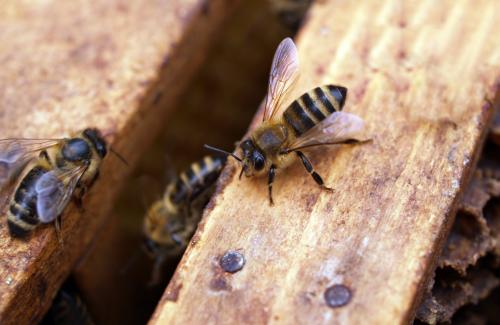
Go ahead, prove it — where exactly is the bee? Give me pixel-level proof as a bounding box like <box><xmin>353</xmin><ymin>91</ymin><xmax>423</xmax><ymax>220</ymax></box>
<box><xmin>205</xmin><ymin>38</ymin><xmax>366</xmax><ymax>205</ymax></box>
<box><xmin>142</xmin><ymin>155</ymin><xmax>226</xmax><ymax>284</ymax></box>
<box><xmin>0</xmin><ymin>128</ymin><xmax>107</xmax><ymax>238</ymax></box>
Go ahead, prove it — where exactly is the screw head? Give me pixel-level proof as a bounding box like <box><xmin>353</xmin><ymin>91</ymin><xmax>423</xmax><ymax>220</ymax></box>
<box><xmin>324</xmin><ymin>284</ymin><xmax>352</xmax><ymax>308</ymax></box>
<box><xmin>219</xmin><ymin>250</ymin><xmax>245</xmax><ymax>273</ymax></box>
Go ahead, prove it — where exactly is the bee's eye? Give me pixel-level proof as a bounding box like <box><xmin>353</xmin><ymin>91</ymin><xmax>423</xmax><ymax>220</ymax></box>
<box><xmin>83</xmin><ymin>128</ymin><xmax>107</xmax><ymax>158</ymax></box>
<box><xmin>240</xmin><ymin>139</ymin><xmax>253</xmax><ymax>152</ymax></box>
<box><xmin>253</xmin><ymin>152</ymin><xmax>265</xmax><ymax>171</ymax></box>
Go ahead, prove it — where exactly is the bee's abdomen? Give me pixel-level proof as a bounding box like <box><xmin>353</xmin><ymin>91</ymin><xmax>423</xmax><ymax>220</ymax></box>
<box><xmin>168</xmin><ymin>156</ymin><xmax>226</xmax><ymax>205</ymax></box>
<box><xmin>283</xmin><ymin>85</ymin><xmax>347</xmax><ymax>136</ymax></box>
<box><xmin>7</xmin><ymin>166</ymin><xmax>48</xmax><ymax>237</ymax></box>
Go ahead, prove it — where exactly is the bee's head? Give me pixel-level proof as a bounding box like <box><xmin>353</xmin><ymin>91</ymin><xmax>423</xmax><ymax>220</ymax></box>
<box><xmin>82</xmin><ymin>128</ymin><xmax>107</xmax><ymax>159</ymax></box>
<box><xmin>63</xmin><ymin>128</ymin><xmax>107</xmax><ymax>163</ymax></box>
<box><xmin>203</xmin><ymin>142</ymin><xmax>266</xmax><ymax>178</ymax></box>
<box><xmin>239</xmin><ymin>139</ymin><xmax>266</xmax><ymax>177</ymax></box>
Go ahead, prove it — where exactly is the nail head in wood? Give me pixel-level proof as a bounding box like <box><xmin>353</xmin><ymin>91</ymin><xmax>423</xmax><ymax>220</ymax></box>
<box><xmin>324</xmin><ymin>284</ymin><xmax>352</xmax><ymax>308</ymax></box>
<box><xmin>219</xmin><ymin>250</ymin><xmax>245</xmax><ymax>273</ymax></box>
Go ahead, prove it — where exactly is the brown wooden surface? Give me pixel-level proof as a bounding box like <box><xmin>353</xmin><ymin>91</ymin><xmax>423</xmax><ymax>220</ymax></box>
<box><xmin>0</xmin><ymin>0</ymin><xmax>237</xmax><ymax>324</ymax></box>
<box><xmin>151</xmin><ymin>1</ymin><xmax>500</xmax><ymax>324</ymax></box>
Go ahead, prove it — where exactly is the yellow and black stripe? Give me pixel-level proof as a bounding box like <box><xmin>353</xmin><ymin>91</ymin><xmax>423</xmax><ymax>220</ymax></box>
<box><xmin>7</xmin><ymin>165</ymin><xmax>49</xmax><ymax>237</ymax></box>
<box><xmin>167</xmin><ymin>155</ymin><xmax>226</xmax><ymax>205</ymax></box>
<box><xmin>283</xmin><ymin>85</ymin><xmax>347</xmax><ymax>136</ymax></box>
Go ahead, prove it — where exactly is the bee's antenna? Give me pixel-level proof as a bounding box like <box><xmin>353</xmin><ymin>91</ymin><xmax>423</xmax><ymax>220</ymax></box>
<box><xmin>98</xmin><ymin>129</ymin><xmax>127</xmax><ymax>165</ymax></box>
<box><xmin>239</xmin><ymin>166</ymin><xmax>245</xmax><ymax>180</ymax></box>
<box><xmin>109</xmin><ymin>146</ymin><xmax>129</xmax><ymax>166</ymax></box>
<box><xmin>203</xmin><ymin>144</ymin><xmax>242</xmax><ymax>162</ymax></box>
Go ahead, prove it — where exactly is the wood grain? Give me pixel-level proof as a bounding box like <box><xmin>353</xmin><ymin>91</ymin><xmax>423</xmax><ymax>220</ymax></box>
<box><xmin>150</xmin><ymin>0</ymin><xmax>500</xmax><ymax>324</ymax></box>
<box><xmin>0</xmin><ymin>0</ymin><xmax>237</xmax><ymax>324</ymax></box>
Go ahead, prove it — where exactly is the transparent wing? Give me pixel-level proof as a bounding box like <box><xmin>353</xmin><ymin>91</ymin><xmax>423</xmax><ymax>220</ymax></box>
<box><xmin>285</xmin><ymin>112</ymin><xmax>366</xmax><ymax>152</ymax></box>
<box><xmin>35</xmin><ymin>165</ymin><xmax>86</xmax><ymax>223</ymax></box>
<box><xmin>0</xmin><ymin>139</ymin><xmax>60</xmax><ymax>163</ymax></box>
<box><xmin>263</xmin><ymin>37</ymin><xmax>300</xmax><ymax>122</ymax></box>
<box><xmin>0</xmin><ymin>139</ymin><xmax>60</xmax><ymax>187</ymax></box>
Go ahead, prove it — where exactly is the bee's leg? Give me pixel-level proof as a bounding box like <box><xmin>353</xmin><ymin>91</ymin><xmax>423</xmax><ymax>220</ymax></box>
<box><xmin>149</xmin><ymin>254</ymin><xmax>166</xmax><ymax>286</ymax></box>
<box><xmin>186</xmin><ymin>190</ymin><xmax>194</xmax><ymax>216</ymax></box>
<box><xmin>268</xmin><ymin>165</ymin><xmax>277</xmax><ymax>206</ymax></box>
<box><xmin>73</xmin><ymin>196</ymin><xmax>83</xmax><ymax>210</ymax></box>
<box><xmin>86</xmin><ymin>169</ymin><xmax>100</xmax><ymax>188</ymax></box>
<box><xmin>72</xmin><ymin>187</ymin><xmax>86</xmax><ymax>213</ymax></box>
<box><xmin>54</xmin><ymin>215</ymin><xmax>64</xmax><ymax>245</ymax></box>
<box><xmin>295</xmin><ymin>151</ymin><xmax>333</xmax><ymax>191</ymax></box>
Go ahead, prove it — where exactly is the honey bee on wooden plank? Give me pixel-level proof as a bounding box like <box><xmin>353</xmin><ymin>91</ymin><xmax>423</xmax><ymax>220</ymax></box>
<box><xmin>206</xmin><ymin>38</ymin><xmax>367</xmax><ymax>205</ymax></box>
<box><xmin>0</xmin><ymin>128</ymin><xmax>108</xmax><ymax>238</ymax></box>
<box><xmin>142</xmin><ymin>155</ymin><xmax>226</xmax><ymax>284</ymax></box>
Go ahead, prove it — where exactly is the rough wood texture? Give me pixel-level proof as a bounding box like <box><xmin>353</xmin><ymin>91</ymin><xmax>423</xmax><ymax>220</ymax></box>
<box><xmin>151</xmin><ymin>1</ymin><xmax>500</xmax><ymax>324</ymax></box>
<box><xmin>417</xmin><ymin>143</ymin><xmax>500</xmax><ymax>324</ymax></box>
<box><xmin>0</xmin><ymin>0</ymin><xmax>236</xmax><ymax>324</ymax></box>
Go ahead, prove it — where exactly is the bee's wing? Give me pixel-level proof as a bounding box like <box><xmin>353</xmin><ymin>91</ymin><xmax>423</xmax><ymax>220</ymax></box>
<box><xmin>35</xmin><ymin>165</ymin><xmax>86</xmax><ymax>223</ymax></box>
<box><xmin>285</xmin><ymin>112</ymin><xmax>366</xmax><ymax>152</ymax></box>
<box><xmin>0</xmin><ymin>139</ymin><xmax>60</xmax><ymax>187</ymax></box>
<box><xmin>263</xmin><ymin>37</ymin><xmax>300</xmax><ymax>122</ymax></box>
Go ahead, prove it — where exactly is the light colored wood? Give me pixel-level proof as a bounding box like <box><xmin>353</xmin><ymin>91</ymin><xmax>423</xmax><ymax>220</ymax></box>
<box><xmin>150</xmin><ymin>0</ymin><xmax>500</xmax><ymax>324</ymax></box>
<box><xmin>0</xmin><ymin>0</ymin><xmax>237</xmax><ymax>324</ymax></box>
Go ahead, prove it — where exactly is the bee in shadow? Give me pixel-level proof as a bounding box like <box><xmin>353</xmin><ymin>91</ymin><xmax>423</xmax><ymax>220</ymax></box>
<box><xmin>142</xmin><ymin>155</ymin><xmax>226</xmax><ymax>284</ymax></box>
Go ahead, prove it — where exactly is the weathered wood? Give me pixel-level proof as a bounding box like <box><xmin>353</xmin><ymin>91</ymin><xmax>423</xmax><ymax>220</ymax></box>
<box><xmin>150</xmin><ymin>0</ymin><xmax>500</xmax><ymax>324</ymax></box>
<box><xmin>0</xmin><ymin>0</ymin><xmax>237</xmax><ymax>324</ymax></box>
<box><xmin>417</xmin><ymin>142</ymin><xmax>500</xmax><ymax>323</ymax></box>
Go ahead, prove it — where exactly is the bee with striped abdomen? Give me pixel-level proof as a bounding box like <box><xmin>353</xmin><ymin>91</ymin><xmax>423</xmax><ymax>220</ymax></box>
<box><xmin>0</xmin><ymin>128</ymin><xmax>107</xmax><ymax>238</ymax></box>
<box><xmin>205</xmin><ymin>38</ymin><xmax>366</xmax><ymax>205</ymax></box>
<box><xmin>142</xmin><ymin>155</ymin><xmax>226</xmax><ymax>284</ymax></box>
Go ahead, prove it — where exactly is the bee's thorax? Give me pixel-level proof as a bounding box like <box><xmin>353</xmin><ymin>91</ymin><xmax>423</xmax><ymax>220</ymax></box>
<box><xmin>252</xmin><ymin>122</ymin><xmax>289</xmax><ymax>156</ymax></box>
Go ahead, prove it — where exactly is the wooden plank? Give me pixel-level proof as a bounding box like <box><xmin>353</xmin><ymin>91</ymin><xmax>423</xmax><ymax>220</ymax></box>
<box><xmin>0</xmin><ymin>0</ymin><xmax>237</xmax><ymax>324</ymax></box>
<box><xmin>150</xmin><ymin>0</ymin><xmax>500</xmax><ymax>324</ymax></box>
